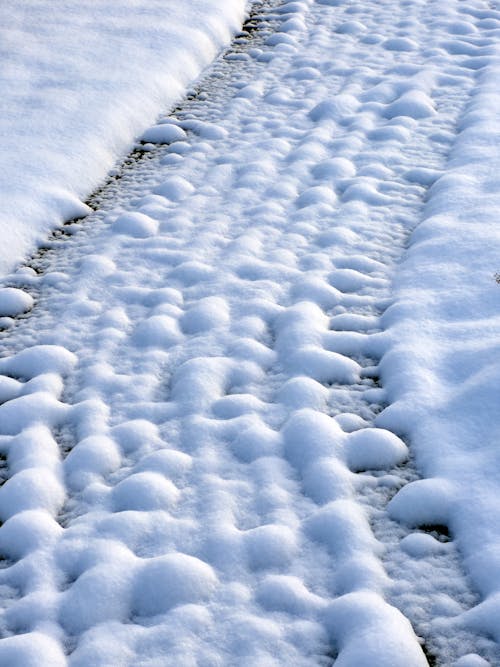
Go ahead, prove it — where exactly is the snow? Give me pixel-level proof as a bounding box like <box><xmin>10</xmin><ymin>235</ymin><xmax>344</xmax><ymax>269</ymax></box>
<box><xmin>345</xmin><ymin>428</ymin><xmax>408</xmax><ymax>472</ymax></box>
<box><xmin>0</xmin><ymin>0</ymin><xmax>500</xmax><ymax>664</ymax></box>
<box><xmin>133</xmin><ymin>553</ymin><xmax>218</xmax><ymax>616</ymax></box>
<box><xmin>323</xmin><ymin>592</ymin><xmax>429</xmax><ymax>667</ymax></box>
<box><xmin>0</xmin><ymin>289</ymin><xmax>33</xmax><ymax>319</ymax></box>
<box><xmin>141</xmin><ymin>124</ymin><xmax>188</xmax><ymax>145</ymax></box>
<box><xmin>0</xmin><ymin>0</ymin><xmax>247</xmax><ymax>275</ymax></box>
<box><xmin>378</xmin><ymin>31</ymin><xmax>500</xmax><ymax>645</ymax></box>
<box><xmin>112</xmin><ymin>212</ymin><xmax>159</xmax><ymax>239</ymax></box>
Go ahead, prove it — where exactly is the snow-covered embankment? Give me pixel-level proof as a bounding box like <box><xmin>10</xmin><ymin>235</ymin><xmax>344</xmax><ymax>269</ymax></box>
<box><xmin>0</xmin><ymin>0</ymin><xmax>247</xmax><ymax>274</ymax></box>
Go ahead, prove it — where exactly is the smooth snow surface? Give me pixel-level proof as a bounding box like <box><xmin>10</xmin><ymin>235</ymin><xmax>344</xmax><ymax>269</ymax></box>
<box><xmin>1</xmin><ymin>0</ymin><xmax>500</xmax><ymax>665</ymax></box>
<box><xmin>0</xmin><ymin>0</ymin><xmax>247</xmax><ymax>274</ymax></box>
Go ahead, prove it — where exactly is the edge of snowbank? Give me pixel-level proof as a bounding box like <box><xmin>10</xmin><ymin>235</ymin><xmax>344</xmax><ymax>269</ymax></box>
<box><xmin>0</xmin><ymin>0</ymin><xmax>248</xmax><ymax>276</ymax></box>
<box><xmin>379</xmin><ymin>46</ymin><xmax>500</xmax><ymax>641</ymax></box>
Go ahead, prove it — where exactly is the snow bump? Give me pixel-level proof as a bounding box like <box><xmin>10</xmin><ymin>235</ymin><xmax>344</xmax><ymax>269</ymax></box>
<box><xmin>345</xmin><ymin>428</ymin><xmax>409</xmax><ymax>472</ymax></box>
<box><xmin>384</xmin><ymin>90</ymin><xmax>436</xmax><ymax>120</ymax></box>
<box><xmin>111</xmin><ymin>472</ymin><xmax>180</xmax><ymax>512</ymax></box>
<box><xmin>388</xmin><ymin>478</ymin><xmax>455</xmax><ymax>528</ymax></box>
<box><xmin>0</xmin><ymin>509</ymin><xmax>63</xmax><ymax>559</ymax></box>
<box><xmin>0</xmin><ymin>468</ymin><xmax>65</xmax><ymax>521</ymax></box>
<box><xmin>141</xmin><ymin>123</ymin><xmax>188</xmax><ymax>144</ymax></box>
<box><xmin>256</xmin><ymin>575</ymin><xmax>325</xmax><ymax>615</ymax></box>
<box><xmin>0</xmin><ymin>632</ymin><xmax>67</xmax><ymax>667</ymax></box>
<box><xmin>0</xmin><ymin>345</ymin><xmax>77</xmax><ymax>380</ymax></box>
<box><xmin>180</xmin><ymin>297</ymin><xmax>230</xmax><ymax>334</ymax></box>
<box><xmin>0</xmin><ymin>288</ymin><xmax>34</xmax><ymax>318</ymax></box>
<box><xmin>154</xmin><ymin>176</ymin><xmax>195</xmax><ymax>202</ymax></box>
<box><xmin>283</xmin><ymin>408</ymin><xmax>345</xmax><ymax>473</ymax></box>
<box><xmin>323</xmin><ymin>592</ymin><xmax>428</xmax><ymax>666</ymax></box>
<box><xmin>244</xmin><ymin>524</ymin><xmax>299</xmax><ymax>570</ymax></box>
<box><xmin>112</xmin><ymin>211</ymin><xmax>159</xmax><ymax>238</ymax></box>
<box><xmin>132</xmin><ymin>315</ymin><xmax>183</xmax><ymax>348</ymax></box>
<box><xmin>133</xmin><ymin>553</ymin><xmax>217</xmax><ymax>617</ymax></box>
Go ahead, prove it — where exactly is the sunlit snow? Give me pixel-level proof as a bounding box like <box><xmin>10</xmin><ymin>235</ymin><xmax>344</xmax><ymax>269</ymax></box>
<box><xmin>0</xmin><ymin>0</ymin><xmax>500</xmax><ymax>665</ymax></box>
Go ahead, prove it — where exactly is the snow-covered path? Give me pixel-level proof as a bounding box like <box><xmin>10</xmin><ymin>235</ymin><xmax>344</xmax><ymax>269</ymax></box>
<box><xmin>0</xmin><ymin>0</ymin><xmax>500</xmax><ymax>664</ymax></box>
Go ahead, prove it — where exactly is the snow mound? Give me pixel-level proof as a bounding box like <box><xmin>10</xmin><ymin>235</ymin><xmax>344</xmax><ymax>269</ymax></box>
<box><xmin>345</xmin><ymin>428</ymin><xmax>408</xmax><ymax>471</ymax></box>
<box><xmin>112</xmin><ymin>212</ymin><xmax>159</xmax><ymax>238</ymax></box>
<box><xmin>133</xmin><ymin>553</ymin><xmax>217</xmax><ymax>617</ymax></box>
<box><xmin>0</xmin><ymin>632</ymin><xmax>66</xmax><ymax>667</ymax></box>
<box><xmin>154</xmin><ymin>176</ymin><xmax>196</xmax><ymax>202</ymax></box>
<box><xmin>324</xmin><ymin>592</ymin><xmax>428</xmax><ymax>666</ymax></box>
<box><xmin>0</xmin><ymin>289</ymin><xmax>33</xmax><ymax>318</ymax></box>
<box><xmin>111</xmin><ymin>472</ymin><xmax>180</xmax><ymax>512</ymax></box>
<box><xmin>0</xmin><ymin>345</ymin><xmax>76</xmax><ymax>379</ymax></box>
<box><xmin>388</xmin><ymin>478</ymin><xmax>455</xmax><ymax>527</ymax></box>
<box><xmin>141</xmin><ymin>124</ymin><xmax>188</xmax><ymax>144</ymax></box>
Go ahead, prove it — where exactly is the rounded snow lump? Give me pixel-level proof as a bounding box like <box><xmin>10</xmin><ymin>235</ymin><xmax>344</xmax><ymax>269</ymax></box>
<box><xmin>141</xmin><ymin>124</ymin><xmax>187</xmax><ymax>144</ymax></box>
<box><xmin>336</xmin><ymin>20</ymin><xmax>366</xmax><ymax>34</ymax></box>
<box><xmin>0</xmin><ymin>469</ymin><xmax>65</xmax><ymax>520</ymax></box>
<box><xmin>60</xmin><ymin>560</ymin><xmax>135</xmax><ymax>633</ymax></box>
<box><xmin>400</xmin><ymin>533</ymin><xmax>448</xmax><ymax>558</ymax></box>
<box><xmin>64</xmin><ymin>435</ymin><xmax>122</xmax><ymax>489</ymax></box>
<box><xmin>230</xmin><ymin>419</ymin><xmax>280</xmax><ymax>462</ymax></box>
<box><xmin>181</xmin><ymin>297</ymin><xmax>230</xmax><ymax>334</ymax></box>
<box><xmin>305</xmin><ymin>500</ymin><xmax>377</xmax><ymax>556</ymax></box>
<box><xmin>136</xmin><ymin>449</ymin><xmax>192</xmax><ymax>479</ymax></box>
<box><xmin>283</xmin><ymin>408</ymin><xmax>344</xmax><ymax>472</ymax></box>
<box><xmin>287</xmin><ymin>346</ymin><xmax>359</xmax><ymax>384</ymax></box>
<box><xmin>111</xmin><ymin>472</ymin><xmax>180</xmax><ymax>511</ymax></box>
<box><xmin>0</xmin><ymin>632</ymin><xmax>66</xmax><ymax>667</ymax></box>
<box><xmin>302</xmin><ymin>458</ymin><xmax>354</xmax><ymax>504</ymax></box>
<box><xmin>0</xmin><ymin>509</ymin><xmax>63</xmax><ymax>559</ymax></box>
<box><xmin>112</xmin><ymin>419</ymin><xmax>160</xmax><ymax>454</ymax></box>
<box><xmin>277</xmin><ymin>376</ymin><xmax>329</xmax><ymax>411</ymax></box>
<box><xmin>383</xmin><ymin>37</ymin><xmax>417</xmax><ymax>51</ymax></box>
<box><xmin>0</xmin><ymin>288</ymin><xmax>33</xmax><ymax>317</ymax></box>
<box><xmin>154</xmin><ymin>176</ymin><xmax>195</xmax><ymax>202</ymax></box>
<box><xmin>296</xmin><ymin>185</ymin><xmax>336</xmax><ymax>208</ymax></box>
<box><xmin>384</xmin><ymin>90</ymin><xmax>435</xmax><ymax>120</ymax></box>
<box><xmin>169</xmin><ymin>260</ymin><xmax>215</xmax><ymax>286</ymax></box>
<box><xmin>244</xmin><ymin>524</ymin><xmax>299</xmax><ymax>570</ymax></box>
<box><xmin>0</xmin><ymin>344</ymin><xmax>76</xmax><ymax>379</ymax></box>
<box><xmin>309</xmin><ymin>94</ymin><xmax>358</xmax><ymax>122</ymax></box>
<box><xmin>323</xmin><ymin>591</ymin><xmax>428</xmax><ymax>666</ymax></box>
<box><xmin>388</xmin><ymin>478</ymin><xmax>454</xmax><ymax>527</ymax></box>
<box><xmin>112</xmin><ymin>211</ymin><xmax>158</xmax><ymax>238</ymax></box>
<box><xmin>133</xmin><ymin>553</ymin><xmax>217</xmax><ymax>616</ymax></box>
<box><xmin>133</xmin><ymin>315</ymin><xmax>182</xmax><ymax>348</ymax></box>
<box><xmin>256</xmin><ymin>575</ymin><xmax>323</xmax><ymax>615</ymax></box>
<box><xmin>453</xmin><ymin>655</ymin><xmax>491</xmax><ymax>667</ymax></box>
<box><xmin>311</xmin><ymin>157</ymin><xmax>356</xmax><ymax>180</ymax></box>
<box><xmin>345</xmin><ymin>428</ymin><xmax>408</xmax><ymax>471</ymax></box>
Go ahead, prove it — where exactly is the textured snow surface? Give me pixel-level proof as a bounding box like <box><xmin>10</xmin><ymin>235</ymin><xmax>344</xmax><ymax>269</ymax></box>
<box><xmin>0</xmin><ymin>0</ymin><xmax>247</xmax><ymax>274</ymax></box>
<box><xmin>379</xmin><ymin>37</ymin><xmax>500</xmax><ymax>647</ymax></box>
<box><xmin>1</xmin><ymin>0</ymin><xmax>500</xmax><ymax>665</ymax></box>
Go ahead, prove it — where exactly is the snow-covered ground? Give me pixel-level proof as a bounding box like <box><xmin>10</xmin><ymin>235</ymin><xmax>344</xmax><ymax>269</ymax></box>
<box><xmin>0</xmin><ymin>0</ymin><xmax>246</xmax><ymax>274</ymax></box>
<box><xmin>1</xmin><ymin>0</ymin><xmax>500</xmax><ymax>665</ymax></box>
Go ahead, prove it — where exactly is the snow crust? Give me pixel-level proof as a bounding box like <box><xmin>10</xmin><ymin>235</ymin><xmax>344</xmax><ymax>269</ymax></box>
<box><xmin>0</xmin><ymin>0</ymin><xmax>247</xmax><ymax>275</ymax></box>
